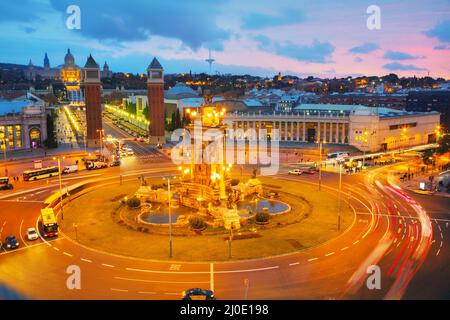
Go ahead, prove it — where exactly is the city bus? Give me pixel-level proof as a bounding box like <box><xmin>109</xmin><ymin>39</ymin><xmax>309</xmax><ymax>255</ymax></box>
<box><xmin>23</xmin><ymin>166</ymin><xmax>59</xmax><ymax>181</ymax></box>
<box><xmin>40</xmin><ymin>208</ymin><xmax>58</xmax><ymax>238</ymax></box>
<box><xmin>327</xmin><ymin>152</ymin><xmax>350</xmax><ymax>161</ymax></box>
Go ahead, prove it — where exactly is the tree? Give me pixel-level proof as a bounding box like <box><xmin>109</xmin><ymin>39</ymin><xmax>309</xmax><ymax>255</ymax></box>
<box><xmin>437</xmin><ymin>134</ymin><xmax>450</xmax><ymax>154</ymax></box>
<box><xmin>44</xmin><ymin>111</ymin><xmax>58</xmax><ymax>149</ymax></box>
<box><xmin>142</xmin><ymin>102</ymin><xmax>148</xmax><ymax>119</ymax></box>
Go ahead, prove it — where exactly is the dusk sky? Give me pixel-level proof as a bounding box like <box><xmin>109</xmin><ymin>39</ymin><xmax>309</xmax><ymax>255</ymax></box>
<box><xmin>0</xmin><ymin>0</ymin><xmax>449</xmax><ymax>78</ymax></box>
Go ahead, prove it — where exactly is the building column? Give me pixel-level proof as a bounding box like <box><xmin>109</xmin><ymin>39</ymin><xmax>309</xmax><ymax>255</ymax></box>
<box><xmin>341</xmin><ymin>123</ymin><xmax>346</xmax><ymax>143</ymax></box>
<box><xmin>296</xmin><ymin>122</ymin><xmax>300</xmax><ymax>141</ymax></box>
<box><xmin>329</xmin><ymin>123</ymin><xmax>333</xmax><ymax>143</ymax></box>
<box><xmin>302</xmin><ymin>122</ymin><xmax>306</xmax><ymax>142</ymax></box>
<box><xmin>335</xmin><ymin>123</ymin><xmax>340</xmax><ymax>143</ymax></box>
<box><xmin>323</xmin><ymin>122</ymin><xmax>327</xmax><ymax>142</ymax></box>
<box><xmin>12</xmin><ymin>125</ymin><xmax>17</xmax><ymax>149</ymax></box>
<box><xmin>317</xmin><ymin>122</ymin><xmax>320</xmax><ymax>141</ymax></box>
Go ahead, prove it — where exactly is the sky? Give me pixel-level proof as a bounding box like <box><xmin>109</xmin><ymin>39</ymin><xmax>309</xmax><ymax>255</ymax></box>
<box><xmin>0</xmin><ymin>0</ymin><xmax>449</xmax><ymax>78</ymax></box>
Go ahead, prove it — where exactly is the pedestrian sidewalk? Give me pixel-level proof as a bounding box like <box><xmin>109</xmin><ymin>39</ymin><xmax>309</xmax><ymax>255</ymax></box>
<box><xmin>398</xmin><ymin>169</ymin><xmax>450</xmax><ymax>198</ymax></box>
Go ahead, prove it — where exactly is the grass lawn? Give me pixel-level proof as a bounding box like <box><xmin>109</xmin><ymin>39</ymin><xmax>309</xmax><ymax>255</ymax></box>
<box><xmin>60</xmin><ymin>176</ymin><xmax>353</xmax><ymax>261</ymax></box>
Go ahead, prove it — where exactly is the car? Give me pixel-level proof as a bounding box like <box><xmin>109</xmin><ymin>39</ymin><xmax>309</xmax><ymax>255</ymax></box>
<box><xmin>182</xmin><ymin>288</ymin><xmax>215</xmax><ymax>300</ymax></box>
<box><xmin>156</xmin><ymin>143</ymin><xmax>163</xmax><ymax>149</ymax></box>
<box><xmin>109</xmin><ymin>160</ymin><xmax>121</xmax><ymax>167</ymax></box>
<box><xmin>4</xmin><ymin>236</ymin><xmax>19</xmax><ymax>250</ymax></box>
<box><xmin>301</xmin><ymin>166</ymin><xmax>318</xmax><ymax>174</ymax></box>
<box><xmin>0</xmin><ymin>183</ymin><xmax>13</xmax><ymax>191</ymax></box>
<box><xmin>288</xmin><ymin>169</ymin><xmax>303</xmax><ymax>175</ymax></box>
<box><xmin>26</xmin><ymin>228</ymin><xmax>39</xmax><ymax>241</ymax></box>
<box><xmin>62</xmin><ymin>165</ymin><xmax>79</xmax><ymax>174</ymax></box>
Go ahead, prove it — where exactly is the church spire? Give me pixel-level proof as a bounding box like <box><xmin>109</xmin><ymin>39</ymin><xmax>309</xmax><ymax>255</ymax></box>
<box><xmin>44</xmin><ymin>52</ymin><xmax>50</xmax><ymax>69</ymax></box>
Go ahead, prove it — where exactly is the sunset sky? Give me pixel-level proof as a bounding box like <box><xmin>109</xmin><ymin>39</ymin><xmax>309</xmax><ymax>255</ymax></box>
<box><xmin>0</xmin><ymin>0</ymin><xmax>449</xmax><ymax>78</ymax></box>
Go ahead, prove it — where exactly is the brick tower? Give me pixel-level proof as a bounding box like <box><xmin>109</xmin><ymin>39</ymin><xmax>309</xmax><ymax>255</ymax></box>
<box><xmin>147</xmin><ymin>57</ymin><xmax>166</xmax><ymax>144</ymax></box>
<box><xmin>82</xmin><ymin>54</ymin><xmax>103</xmax><ymax>148</ymax></box>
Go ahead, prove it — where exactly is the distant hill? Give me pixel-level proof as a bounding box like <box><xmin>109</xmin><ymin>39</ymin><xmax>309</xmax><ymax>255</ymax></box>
<box><xmin>0</xmin><ymin>62</ymin><xmax>43</xmax><ymax>71</ymax></box>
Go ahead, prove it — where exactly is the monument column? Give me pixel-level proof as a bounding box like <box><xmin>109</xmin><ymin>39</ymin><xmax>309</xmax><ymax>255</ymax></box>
<box><xmin>147</xmin><ymin>57</ymin><xmax>166</xmax><ymax>144</ymax></box>
<box><xmin>82</xmin><ymin>54</ymin><xmax>102</xmax><ymax>148</ymax></box>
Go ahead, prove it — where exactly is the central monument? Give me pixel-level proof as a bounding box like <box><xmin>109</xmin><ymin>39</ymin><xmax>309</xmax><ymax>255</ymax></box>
<box><xmin>146</xmin><ymin>57</ymin><xmax>166</xmax><ymax>145</ymax></box>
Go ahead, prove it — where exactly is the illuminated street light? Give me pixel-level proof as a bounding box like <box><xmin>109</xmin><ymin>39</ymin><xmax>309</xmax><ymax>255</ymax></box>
<box><xmin>162</xmin><ymin>175</ymin><xmax>177</xmax><ymax>258</ymax></box>
<box><xmin>1</xmin><ymin>138</ymin><xmax>9</xmax><ymax>176</ymax></box>
<box><xmin>53</xmin><ymin>156</ymin><xmax>66</xmax><ymax>220</ymax></box>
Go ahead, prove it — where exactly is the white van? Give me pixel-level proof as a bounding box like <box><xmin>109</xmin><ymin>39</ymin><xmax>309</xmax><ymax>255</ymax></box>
<box><xmin>62</xmin><ymin>165</ymin><xmax>78</xmax><ymax>174</ymax></box>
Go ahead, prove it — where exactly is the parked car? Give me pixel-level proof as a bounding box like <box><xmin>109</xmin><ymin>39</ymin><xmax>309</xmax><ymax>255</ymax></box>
<box><xmin>26</xmin><ymin>228</ymin><xmax>39</xmax><ymax>241</ymax></box>
<box><xmin>288</xmin><ymin>169</ymin><xmax>303</xmax><ymax>175</ymax></box>
<box><xmin>4</xmin><ymin>235</ymin><xmax>19</xmax><ymax>250</ymax></box>
<box><xmin>182</xmin><ymin>288</ymin><xmax>215</xmax><ymax>300</ymax></box>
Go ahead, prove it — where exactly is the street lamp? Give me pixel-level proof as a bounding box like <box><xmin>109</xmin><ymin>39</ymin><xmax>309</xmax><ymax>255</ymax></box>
<box><xmin>83</xmin><ymin>130</ymin><xmax>87</xmax><ymax>155</ymax></box>
<box><xmin>318</xmin><ymin>139</ymin><xmax>326</xmax><ymax>191</ymax></box>
<box><xmin>162</xmin><ymin>175</ymin><xmax>177</xmax><ymax>258</ymax></box>
<box><xmin>1</xmin><ymin>137</ymin><xmax>9</xmax><ymax>176</ymax></box>
<box><xmin>53</xmin><ymin>156</ymin><xmax>66</xmax><ymax>220</ymax></box>
<box><xmin>337</xmin><ymin>162</ymin><xmax>343</xmax><ymax>231</ymax></box>
<box><xmin>96</xmin><ymin>129</ymin><xmax>104</xmax><ymax>160</ymax></box>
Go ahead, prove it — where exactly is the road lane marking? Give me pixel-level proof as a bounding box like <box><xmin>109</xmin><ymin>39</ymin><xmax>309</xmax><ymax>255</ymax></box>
<box><xmin>125</xmin><ymin>265</ymin><xmax>279</xmax><ymax>274</ymax></box>
<box><xmin>340</xmin><ymin>246</ymin><xmax>349</xmax><ymax>251</ymax></box>
<box><xmin>114</xmin><ymin>276</ymin><xmax>210</xmax><ymax>284</ymax></box>
<box><xmin>210</xmin><ymin>263</ymin><xmax>214</xmax><ymax>292</ymax></box>
<box><xmin>110</xmin><ymin>288</ymin><xmax>128</xmax><ymax>292</ymax></box>
<box><xmin>138</xmin><ymin>291</ymin><xmax>156</xmax><ymax>295</ymax></box>
<box><xmin>436</xmin><ymin>249</ymin><xmax>441</xmax><ymax>256</ymax></box>
<box><xmin>289</xmin><ymin>262</ymin><xmax>300</xmax><ymax>266</ymax></box>
<box><xmin>353</xmin><ymin>240</ymin><xmax>360</xmax><ymax>245</ymax></box>
<box><xmin>164</xmin><ymin>293</ymin><xmax>180</xmax><ymax>296</ymax></box>
<box><xmin>325</xmin><ymin>252</ymin><xmax>335</xmax><ymax>257</ymax></box>
<box><xmin>19</xmin><ymin>219</ymin><xmax>29</xmax><ymax>247</ymax></box>
<box><xmin>102</xmin><ymin>263</ymin><xmax>115</xmax><ymax>268</ymax></box>
<box><xmin>53</xmin><ymin>247</ymin><xmax>60</xmax><ymax>251</ymax></box>
<box><xmin>63</xmin><ymin>252</ymin><xmax>73</xmax><ymax>257</ymax></box>
<box><xmin>81</xmin><ymin>258</ymin><xmax>92</xmax><ymax>263</ymax></box>
<box><xmin>307</xmin><ymin>257</ymin><xmax>318</xmax><ymax>262</ymax></box>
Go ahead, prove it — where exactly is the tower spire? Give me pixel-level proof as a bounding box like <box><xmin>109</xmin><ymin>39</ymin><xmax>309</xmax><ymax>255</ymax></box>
<box><xmin>205</xmin><ymin>49</ymin><xmax>215</xmax><ymax>75</ymax></box>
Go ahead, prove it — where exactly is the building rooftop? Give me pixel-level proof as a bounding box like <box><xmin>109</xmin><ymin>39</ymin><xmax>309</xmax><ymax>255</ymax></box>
<box><xmin>293</xmin><ymin>103</ymin><xmax>438</xmax><ymax>118</ymax></box>
<box><xmin>148</xmin><ymin>57</ymin><xmax>163</xmax><ymax>70</ymax></box>
<box><xmin>0</xmin><ymin>100</ymin><xmax>32</xmax><ymax>116</ymax></box>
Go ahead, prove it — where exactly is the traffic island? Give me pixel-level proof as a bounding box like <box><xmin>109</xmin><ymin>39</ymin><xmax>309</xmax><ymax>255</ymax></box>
<box><xmin>59</xmin><ymin>177</ymin><xmax>354</xmax><ymax>261</ymax></box>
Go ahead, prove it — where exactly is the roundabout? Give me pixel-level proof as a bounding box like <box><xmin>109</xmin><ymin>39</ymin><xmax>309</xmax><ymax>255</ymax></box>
<box><xmin>58</xmin><ymin>175</ymin><xmax>354</xmax><ymax>262</ymax></box>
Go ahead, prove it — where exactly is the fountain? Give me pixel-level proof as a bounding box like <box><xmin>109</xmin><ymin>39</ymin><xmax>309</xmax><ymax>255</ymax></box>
<box><xmin>134</xmin><ymin>94</ymin><xmax>289</xmax><ymax>230</ymax></box>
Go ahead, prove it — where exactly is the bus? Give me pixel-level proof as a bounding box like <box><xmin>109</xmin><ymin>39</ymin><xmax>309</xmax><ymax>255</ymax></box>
<box><xmin>327</xmin><ymin>152</ymin><xmax>350</xmax><ymax>161</ymax></box>
<box><xmin>23</xmin><ymin>166</ymin><xmax>59</xmax><ymax>181</ymax></box>
<box><xmin>40</xmin><ymin>208</ymin><xmax>58</xmax><ymax>238</ymax></box>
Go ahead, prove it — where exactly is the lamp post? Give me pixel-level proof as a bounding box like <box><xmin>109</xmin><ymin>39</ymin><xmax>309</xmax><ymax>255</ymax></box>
<box><xmin>163</xmin><ymin>175</ymin><xmax>177</xmax><ymax>258</ymax></box>
<box><xmin>318</xmin><ymin>139</ymin><xmax>326</xmax><ymax>191</ymax></box>
<box><xmin>2</xmin><ymin>138</ymin><xmax>9</xmax><ymax>176</ymax></box>
<box><xmin>83</xmin><ymin>130</ymin><xmax>87</xmax><ymax>155</ymax></box>
<box><xmin>53</xmin><ymin>156</ymin><xmax>66</xmax><ymax>220</ymax></box>
<box><xmin>337</xmin><ymin>162</ymin><xmax>342</xmax><ymax>231</ymax></box>
<box><xmin>96</xmin><ymin>129</ymin><xmax>104</xmax><ymax>160</ymax></box>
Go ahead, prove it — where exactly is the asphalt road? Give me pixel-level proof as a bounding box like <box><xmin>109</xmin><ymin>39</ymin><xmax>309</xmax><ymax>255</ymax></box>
<box><xmin>0</xmin><ymin>123</ymin><xmax>448</xmax><ymax>299</ymax></box>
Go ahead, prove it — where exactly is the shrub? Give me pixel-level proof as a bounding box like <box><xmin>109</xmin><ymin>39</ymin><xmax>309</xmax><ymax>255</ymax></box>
<box><xmin>255</xmin><ymin>211</ymin><xmax>270</xmax><ymax>223</ymax></box>
<box><xmin>189</xmin><ymin>216</ymin><xmax>207</xmax><ymax>230</ymax></box>
<box><xmin>126</xmin><ymin>196</ymin><xmax>141</xmax><ymax>208</ymax></box>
